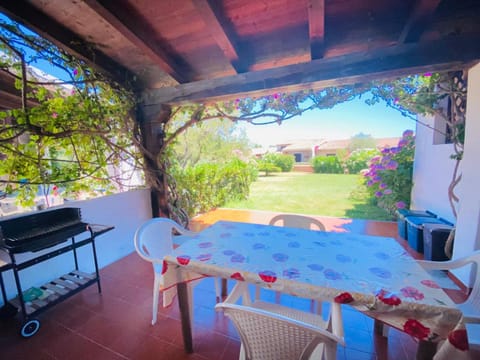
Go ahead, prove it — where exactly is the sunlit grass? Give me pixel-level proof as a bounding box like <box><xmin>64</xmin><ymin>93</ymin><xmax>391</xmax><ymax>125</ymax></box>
<box><xmin>224</xmin><ymin>172</ymin><xmax>393</xmax><ymax>220</ymax></box>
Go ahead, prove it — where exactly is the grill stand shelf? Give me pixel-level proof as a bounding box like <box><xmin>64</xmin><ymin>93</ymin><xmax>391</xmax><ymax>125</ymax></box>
<box><xmin>0</xmin><ymin>224</ymin><xmax>114</xmax><ymax>338</ymax></box>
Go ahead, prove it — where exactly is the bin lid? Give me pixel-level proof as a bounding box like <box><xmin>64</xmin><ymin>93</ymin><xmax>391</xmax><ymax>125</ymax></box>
<box><xmin>396</xmin><ymin>209</ymin><xmax>435</xmax><ymax>218</ymax></box>
<box><xmin>406</xmin><ymin>216</ymin><xmax>447</xmax><ymax>229</ymax></box>
<box><xmin>423</xmin><ymin>223</ymin><xmax>454</xmax><ymax>232</ymax></box>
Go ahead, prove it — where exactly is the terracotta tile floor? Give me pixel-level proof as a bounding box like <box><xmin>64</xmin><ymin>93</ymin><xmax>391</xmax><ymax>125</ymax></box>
<box><xmin>0</xmin><ymin>209</ymin><xmax>477</xmax><ymax>359</ymax></box>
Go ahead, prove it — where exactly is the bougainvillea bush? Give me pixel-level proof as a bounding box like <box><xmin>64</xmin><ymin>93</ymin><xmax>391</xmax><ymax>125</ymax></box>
<box><xmin>362</xmin><ymin>130</ymin><xmax>415</xmax><ymax>215</ymax></box>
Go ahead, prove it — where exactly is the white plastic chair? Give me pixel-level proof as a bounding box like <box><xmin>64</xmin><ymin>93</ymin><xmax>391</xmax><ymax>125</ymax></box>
<box><xmin>269</xmin><ymin>214</ymin><xmax>326</xmax><ymax>231</ymax></box>
<box><xmin>134</xmin><ymin>217</ymin><xmax>220</xmax><ymax>325</ymax></box>
<box><xmin>259</xmin><ymin>214</ymin><xmax>326</xmax><ymax>313</ymax></box>
<box><xmin>216</xmin><ymin>282</ymin><xmax>344</xmax><ymax>360</ymax></box>
<box><xmin>417</xmin><ymin>250</ymin><xmax>480</xmax><ymax>348</ymax></box>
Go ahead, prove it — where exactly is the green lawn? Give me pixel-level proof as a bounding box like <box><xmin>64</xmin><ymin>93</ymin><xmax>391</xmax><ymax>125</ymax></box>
<box><xmin>224</xmin><ymin>172</ymin><xmax>393</xmax><ymax>221</ymax></box>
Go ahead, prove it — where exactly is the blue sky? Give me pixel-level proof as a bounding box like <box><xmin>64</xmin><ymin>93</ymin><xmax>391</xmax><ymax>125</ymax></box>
<box><xmin>238</xmin><ymin>97</ymin><xmax>415</xmax><ymax>147</ymax></box>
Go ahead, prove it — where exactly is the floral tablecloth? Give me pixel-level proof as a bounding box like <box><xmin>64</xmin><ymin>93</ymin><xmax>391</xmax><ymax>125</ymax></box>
<box><xmin>163</xmin><ymin>221</ymin><xmax>470</xmax><ymax>359</ymax></box>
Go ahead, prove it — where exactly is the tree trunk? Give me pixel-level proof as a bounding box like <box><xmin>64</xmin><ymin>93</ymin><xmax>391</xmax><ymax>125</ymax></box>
<box><xmin>137</xmin><ymin>103</ymin><xmax>172</xmax><ymax>218</ymax></box>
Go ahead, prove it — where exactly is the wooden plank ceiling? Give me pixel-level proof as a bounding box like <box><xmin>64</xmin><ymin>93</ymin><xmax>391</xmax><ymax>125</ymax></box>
<box><xmin>1</xmin><ymin>0</ymin><xmax>480</xmax><ymax>106</ymax></box>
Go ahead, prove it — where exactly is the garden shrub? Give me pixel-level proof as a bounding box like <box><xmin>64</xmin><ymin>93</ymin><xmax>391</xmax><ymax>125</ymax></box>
<box><xmin>362</xmin><ymin>130</ymin><xmax>415</xmax><ymax>215</ymax></box>
<box><xmin>257</xmin><ymin>162</ymin><xmax>281</xmax><ymax>176</ymax></box>
<box><xmin>345</xmin><ymin>148</ymin><xmax>380</xmax><ymax>174</ymax></box>
<box><xmin>312</xmin><ymin>155</ymin><xmax>343</xmax><ymax>174</ymax></box>
<box><xmin>173</xmin><ymin>158</ymin><xmax>256</xmax><ymax>217</ymax></box>
<box><xmin>263</xmin><ymin>153</ymin><xmax>295</xmax><ymax>172</ymax></box>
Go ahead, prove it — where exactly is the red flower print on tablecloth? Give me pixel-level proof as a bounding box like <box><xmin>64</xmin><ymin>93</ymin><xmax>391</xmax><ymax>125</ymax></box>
<box><xmin>259</xmin><ymin>270</ymin><xmax>277</xmax><ymax>283</ymax></box>
<box><xmin>324</xmin><ymin>268</ymin><xmax>342</xmax><ymax>280</ymax></box>
<box><xmin>403</xmin><ymin>319</ymin><xmax>430</xmax><ymax>339</ymax></box>
<box><xmin>198</xmin><ymin>242</ymin><xmax>213</xmax><ymax>248</ymax></box>
<box><xmin>177</xmin><ymin>255</ymin><xmax>191</xmax><ymax>265</ymax></box>
<box><xmin>420</xmin><ymin>279</ymin><xmax>440</xmax><ymax>289</ymax></box>
<box><xmin>376</xmin><ymin>289</ymin><xmax>401</xmax><ymax>306</ymax></box>
<box><xmin>161</xmin><ymin>260</ymin><xmax>168</xmax><ymax>275</ymax></box>
<box><xmin>308</xmin><ymin>264</ymin><xmax>324</xmax><ymax>272</ymax></box>
<box><xmin>230</xmin><ymin>272</ymin><xmax>245</xmax><ymax>281</ymax></box>
<box><xmin>448</xmin><ymin>329</ymin><xmax>469</xmax><ymax>351</ymax></box>
<box><xmin>197</xmin><ymin>253</ymin><xmax>212</xmax><ymax>262</ymax></box>
<box><xmin>334</xmin><ymin>292</ymin><xmax>354</xmax><ymax>304</ymax></box>
<box><xmin>231</xmin><ymin>254</ymin><xmax>246</xmax><ymax>263</ymax></box>
<box><xmin>272</xmin><ymin>253</ymin><xmax>289</xmax><ymax>262</ymax></box>
<box><xmin>283</xmin><ymin>268</ymin><xmax>300</xmax><ymax>279</ymax></box>
<box><xmin>369</xmin><ymin>267</ymin><xmax>392</xmax><ymax>279</ymax></box>
<box><xmin>400</xmin><ymin>286</ymin><xmax>425</xmax><ymax>300</ymax></box>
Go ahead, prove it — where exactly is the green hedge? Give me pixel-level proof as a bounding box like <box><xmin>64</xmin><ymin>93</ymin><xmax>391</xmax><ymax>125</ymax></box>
<box><xmin>312</xmin><ymin>156</ymin><xmax>343</xmax><ymax>174</ymax></box>
<box><xmin>263</xmin><ymin>153</ymin><xmax>294</xmax><ymax>172</ymax></box>
<box><xmin>173</xmin><ymin>158</ymin><xmax>257</xmax><ymax>217</ymax></box>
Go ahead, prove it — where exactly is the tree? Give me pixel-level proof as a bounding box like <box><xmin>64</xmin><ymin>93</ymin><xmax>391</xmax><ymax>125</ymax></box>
<box><xmin>0</xmin><ymin>20</ymin><xmax>139</xmax><ymax>207</ymax></box>
<box><xmin>171</xmin><ymin>117</ymin><xmax>251</xmax><ymax>168</ymax></box>
<box><xmin>348</xmin><ymin>133</ymin><xmax>376</xmax><ymax>151</ymax></box>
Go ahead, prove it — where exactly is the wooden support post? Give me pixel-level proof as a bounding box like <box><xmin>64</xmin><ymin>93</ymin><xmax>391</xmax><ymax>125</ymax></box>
<box><xmin>137</xmin><ymin>103</ymin><xmax>172</xmax><ymax>218</ymax></box>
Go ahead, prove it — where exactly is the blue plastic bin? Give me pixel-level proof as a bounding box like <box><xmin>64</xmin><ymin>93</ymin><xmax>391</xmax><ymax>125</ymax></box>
<box><xmin>406</xmin><ymin>216</ymin><xmax>450</xmax><ymax>253</ymax></box>
<box><xmin>396</xmin><ymin>209</ymin><xmax>436</xmax><ymax>240</ymax></box>
<box><xmin>423</xmin><ymin>223</ymin><xmax>454</xmax><ymax>261</ymax></box>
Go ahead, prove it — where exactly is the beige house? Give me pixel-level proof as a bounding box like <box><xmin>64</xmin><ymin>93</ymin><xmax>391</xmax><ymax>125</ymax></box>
<box><xmin>280</xmin><ymin>137</ymin><xmax>401</xmax><ymax>162</ymax></box>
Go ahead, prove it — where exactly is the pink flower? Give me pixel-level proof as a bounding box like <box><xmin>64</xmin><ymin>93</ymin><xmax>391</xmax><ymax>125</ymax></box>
<box><xmin>383</xmin><ymin>189</ymin><xmax>392</xmax><ymax>195</ymax></box>
<box><xmin>423</xmin><ymin>72</ymin><xmax>432</xmax><ymax>77</ymax></box>
<box><xmin>398</xmin><ymin>139</ymin><xmax>408</xmax><ymax>147</ymax></box>
<box><xmin>396</xmin><ymin>201</ymin><xmax>406</xmax><ymax>209</ymax></box>
<box><xmin>385</xmin><ymin>160</ymin><xmax>398</xmax><ymax>170</ymax></box>
<box><xmin>402</xmin><ymin>130</ymin><xmax>414</xmax><ymax>138</ymax></box>
<box><xmin>367</xmin><ymin>180</ymin><xmax>374</xmax><ymax>187</ymax></box>
<box><xmin>375</xmin><ymin>191</ymin><xmax>383</xmax><ymax>198</ymax></box>
<box><xmin>394</xmin><ymin>98</ymin><xmax>399</xmax><ymax>105</ymax></box>
<box><xmin>379</xmin><ymin>183</ymin><xmax>387</xmax><ymax>189</ymax></box>
<box><xmin>73</xmin><ymin>68</ymin><xmax>78</xmax><ymax>76</ymax></box>
<box><xmin>52</xmin><ymin>112</ymin><xmax>58</xmax><ymax>118</ymax></box>
<box><xmin>400</xmin><ymin>286</ymin><xmax>424</xmax><ymax>300</ymax></box>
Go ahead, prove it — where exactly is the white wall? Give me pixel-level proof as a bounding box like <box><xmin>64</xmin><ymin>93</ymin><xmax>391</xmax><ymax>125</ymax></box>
<box><xmin>412</xmin><ymin>62</ymin><xmax>480</xmax><ymax>285</ymax></box>
<box><xmin>0</xmin><ymin>188</ymin><xmax>151</xmax><ymax>303</ymax></box>
<box><xmin>452</xmin><ymin>63</ymin><xmax>480</xmax><ymax>283</ymax></box>
<box><xmin>411</xmin><ymin>113</ymin><xmax>456</xmax><ymax>223</ymax></box>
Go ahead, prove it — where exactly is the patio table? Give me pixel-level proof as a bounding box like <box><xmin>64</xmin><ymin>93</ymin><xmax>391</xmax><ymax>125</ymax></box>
<box><xmin>162</xmin><ymin>221</ymin><xmax>470</xmax><ymax>359</ymax></box>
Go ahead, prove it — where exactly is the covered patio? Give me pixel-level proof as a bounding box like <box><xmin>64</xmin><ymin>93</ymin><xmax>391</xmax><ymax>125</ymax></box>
<box><xmin>0</xmin><ymin>209</ymin><xmax>475</xmax><ymax>360</ymax></box>
<box><xmin>2</xmin><ymin>1</ymin><xmax>480</xmax><ymax>359</ymax></box>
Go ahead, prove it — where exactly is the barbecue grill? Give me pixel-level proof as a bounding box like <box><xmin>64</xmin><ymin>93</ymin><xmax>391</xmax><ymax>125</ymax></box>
<box><xmin>0</xmin><ymin>207</ymin><xmax>114</xmax><ymax>337</ymax></box>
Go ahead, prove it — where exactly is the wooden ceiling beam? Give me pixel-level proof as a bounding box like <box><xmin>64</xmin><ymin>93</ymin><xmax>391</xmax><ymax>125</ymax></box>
<box><xmin>83</xmin><ymin>0</ymin><xmax>185</xmax><ymax>83</ymax></box>
<box><xmin>398</xmin><ymin>0</ymin><xmax>442</xmax><ymax>43</ymax></box>
<box><xmin>192</xmin><ymin>0</ymin><xmax>243</xmax><ymax>73</ymax></box>
<box><xmin>308</xmin><ymin>0</ymin><xmax>325</xmax><ymax>60</ymax></box>
<box><xmin>141</xmin><ymin>36</ymin><xmax>480</xmax><ymax>111</ymax></box>
<box><xmin>0</xmin><ymin>0</ymin><xmax>134</xmax><ymax>87</ymax></box>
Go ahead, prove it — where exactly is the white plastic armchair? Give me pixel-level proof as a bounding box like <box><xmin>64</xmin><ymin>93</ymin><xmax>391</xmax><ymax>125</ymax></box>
<box><xmin>134</xmin><ymin>217</ymin><xmax>220</xmax><ymax>325</ymax></box>
<box><xmin>219</xmin><ymin>282</ymin><xmax>345</xmax><ymax>360</ymax></box>
<box><xmin>216</xmin><ymin>283</ymin><xmax>344</xmax><ymax>360</ymax></box>
<box><xmin>259</xmin><ymin>214</ymin><xmax>326</xmax><ymax>313</ymax></box>
<box><xmin>269</xmin><ymin>214</ymin><xmax>326</xmax><ymax>231</ymax></box>
<box><xmin>417</xmin><ymin>250</ymin><xmax>480</xmax><ymax>349</ymax></box>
